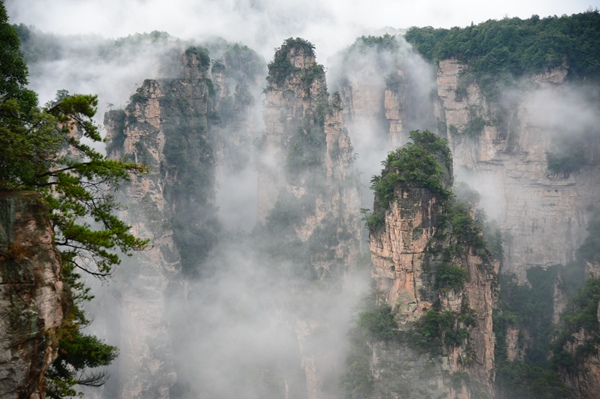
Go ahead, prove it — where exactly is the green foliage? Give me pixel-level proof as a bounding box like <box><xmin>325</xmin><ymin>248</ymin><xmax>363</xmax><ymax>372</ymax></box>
<box><xmin>414</xmin><ymin>309</ymin><xmax>471</xmax><ymax>349</ymax></box>
<box><xmin>493</xmin><ymin>210</ymin><xmax>600</xmax><ymax>398</ymax></box>
<box><xmin>546</xmin><ymin>135</ymin><xmax>587</xmax><ymax>177</ymax></box>
<box><xmin>369</xmin><ymin>130</ymin><xmax>452</xmax><ymax>231</ymax></box>
<box><xmin>438</xmin><ymin>199</ymin><xmax>487</xmax><ymax>254</ymax></box>
<box><xmin>349</xmin><ymin>34</ymin><xmax>400</xmax><ymax>53</ymax></box>
<box><xmin>160</xmin><ymin>95</ymin><xmax>218</xmax><ymax>276</ymax></box>
<box><xmin>0</xmin><ymin>8</ymin><xmax>146</xmax><ymax>396</ymax></box>
<box><xmin>358</xmin><ymin>305</ymin><xmax>399</xmax><ymax>341</ymax></box>
<box><xmin>495</xmin><ymin>361</ymin><xmax>570</xmax><ymax>399</ymax></box>
<box><xmin>267</xmin><ymin>37</ymin><xmax>315</xmax><ymax>87</ymax></box>
<box><xmin>46</xmin><ymin>300</ymin><xmax>118</xmax><ymax>398</ymax></box>
<box><xmin>129</xmin><ymin>92</ymin><xmax>146</xmax><ymax>103</ymax></box>
<box><xmin>405</xmin><ymin>11</ymin><xmax>600</xmax><ymax>80</ymax></box>
<box><xmin>286</xmin><ymin>124</ymin><xmax>326</xmax><ymax>178</ymax></box>
<box><xmin>493</xmin><ymin>266</ymin><xmax>583</xmax><ymax>398</ymax></box>
<box><xmin>460</xmin><ymin>116</ymin><xmax>486</xmax><ymax>137</ymax></box>
<box><xmin>435</xmin><ymin>263</ymin><xmax>469</xmax><ymax>291</ymax></box>
<box><xmin>300</xmin><ymin>62</ymin><xmax>325</xmax><ymax>90</ymax></box>
<box><xmin>185</xmin><ymin>46</ymin><xmax>211</xmax><ymax>70</ymax></box>
<box><xmin>0</xmin><ymin>9</ymin><xmax>30</xmax><ymax>100</ymax></box>
<box><xmin>552</xmin><ymin>277</ymin><xmax>600</xmax><ymax>368</ymax></box>
<box><xmin>407</xmin><ymin>12</ymin><xmax>600</xmax><ymax>103</ymax></box>
<box><xmin>577</xmin><ymin>210</ymin><xmax>600</xmax><ymax>263</ymax></box>
<box><xmin>342</xmin><ymin>326</ymin><xmax>375</xmax><ymax>399</ymax></box>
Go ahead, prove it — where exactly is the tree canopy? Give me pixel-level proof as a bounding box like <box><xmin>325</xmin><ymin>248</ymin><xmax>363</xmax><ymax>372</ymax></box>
<box><xmin>0</xmin><ymin>3</ymin><xmax>147</xmax><ymax>396</ymax></box>
<box><xmin>405</xmin><ymin>11</ymin><xmax>600</xmax><ymax>80</ymax></box>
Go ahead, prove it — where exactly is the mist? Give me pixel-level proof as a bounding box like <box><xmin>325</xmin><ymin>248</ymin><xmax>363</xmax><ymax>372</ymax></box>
<box><xmin>8</xmin><ymin>2</ymin><xmax>600</xmax><ymax>399</ymax></box>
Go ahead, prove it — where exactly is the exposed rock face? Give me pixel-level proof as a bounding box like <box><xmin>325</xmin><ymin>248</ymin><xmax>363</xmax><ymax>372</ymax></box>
<box><xmin>369</xmin><ymin>183</ymin><xmax>497</xmax><ymax>398</ymax></box>
<box><xmin>260</xmin><ymin>41</ymin><xmax>361</xmax><ymax>280</ymax></box>
<box><xmin>260</xmin><ymin>40</ymin><xmax>363</xmax><ymax>399</ymax></box>
<box><xmin>0</xmin><ymin>191</ymin><xmax>65</xmax><ymax>399</ymax></box>
<box><xmin>100</xmin><ymin>42</ymin><xmax>270</xmax><ymax>399</ymax></box>
<box><xmin>559</xmin><ymin>321</ymin><xmax>600</xmax><ymax>398</ymax></box>
<box><xmin>101</xmin><ymin>47</ymin><xmax>218</xmax><ymax>398</ymax></box>
<box><xmin>434</xmin><ymin>58</ymin><xmax>600</xmax><ymax>397</ymax></box>
<box><xmin>435</xmin><ymin>59</ymin><xmax>600</xmax><ymax>279</ymax></box>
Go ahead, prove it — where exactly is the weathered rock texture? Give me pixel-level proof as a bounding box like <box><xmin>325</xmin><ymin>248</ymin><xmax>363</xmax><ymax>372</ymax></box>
<box><xmin>559</xmin><ymin>321</ymin><xmax>600</xmax><ymax>398</ymax></box>
<box><xmin>369</xmin><ymin>177</ymin><xmax>497</xmax><ymax>398</ymax></box>
<box><xmin>100</xmin><ymin>43</ymin><xmax>267</xmax><ymax>399</ymax></box>
<box><xmin>435</xmin><ymin>59</ymin><xmax>600</xmax><ymax>279</ymax></box>
<box><xmin>0</xmin><ymin>191</ymin><xmax>65</xmax><ymax>399</ymax></box>
<box><xmin>101</xmin><ymin>47</ymin><xmax>219</xmax><ymax>399</ymax></box>
<box><xmin>259</xmin><ymin>40</ymin><xmax>363</xmax><ymax>399</ymax></box>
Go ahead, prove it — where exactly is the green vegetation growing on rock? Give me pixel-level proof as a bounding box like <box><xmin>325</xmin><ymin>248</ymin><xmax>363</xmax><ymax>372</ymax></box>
<box><xmin>405</xmin><ymin>11</ymin><xmax>600</xmax><ymax>80</ymax></box>
<box><xmin>553</xmin><ymin>277</ymin><xmax>600</xmax><ymax>369</ymax></box>
<box><xmin>358</xmin><ymin>304</ymin><xmax>399</xmax><ymax>342</ymax></box>
<box><xmin>0</xmin><ymin>5</ymin><xmax>148</xmax><ymax>396</ymax></box>
<box><xmin>368</xmin><ymin>130</ymin><xmax>452</xmax><ymax>231</ymax></box>
<box><xmin>267</xmin><ymin>37</ymin><xmax>316</xmax><ymax>87</ymax></box>
<box><xmin>493</xmin><ymin>211</ymin><xmax>600</xmax><ymax>398</ymax></box>
<box><xmin>286</xmin><ymin>123</ymin><xmax>327</xmax><ymax>179</ymax></box>
<box><xmin>546</xmin><ymin>134</ymin><xmax>587</xmax><ymax>177</ymax></box>
<box><xmin>435</xmin><ymin>262</ymin><xmax>470</xmax><ymax>291</ymax></box>
<box><xmin>406</xmin><ymin>11</ymin><xmax>600</xmax><ymax>104</ymax></box>
<box><xmin>185</xmin><ymin>46</ymin><xmax>211</xmax><ymax>70</ymax></box>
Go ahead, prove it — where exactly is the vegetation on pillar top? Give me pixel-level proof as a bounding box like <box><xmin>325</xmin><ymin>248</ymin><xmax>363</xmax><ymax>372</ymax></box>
<box><xmin>266</xmin><ymin>37</ymin><xmax>317</xmax><ymax>87</ymax></box>
<box><xmin>368</xmin><ymin>130</ymin><xmax>452</xmax><ymax>231</ymax></box>
<box><xmin>185</xmin><ymin>46</ymin><xmax>211</xmax><ymax>70</ymax></box>
<box><xmin>346</xmin><ymin>34</ymin><xmax>401</xmax><ymax>54</ymax></box>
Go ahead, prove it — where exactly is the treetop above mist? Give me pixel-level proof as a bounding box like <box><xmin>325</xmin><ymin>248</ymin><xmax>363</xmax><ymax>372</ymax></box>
<box><xmin>266</xmin><ymin>37</ymin><xmax>318</xmax><ymax>87</ymax></box>
<box><xmin>405</xmin><ymin>11</ymin><xmax>600</xmax><ymax>80</ymax></box>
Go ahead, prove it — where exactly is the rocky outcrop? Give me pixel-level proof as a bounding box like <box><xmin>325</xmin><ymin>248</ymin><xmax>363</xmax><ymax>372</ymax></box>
<box><xmin>559</xmin><ymin>322</ymin><xmax>600</xmax><ymax>398</ymax></box>
<box><xmin>434</xmin><ymin>58</ymin><xmax>600</xmax><ymax>397</ymax></box>
<box><xmin>100</xmin><ymin>42</ymin><xmax>269</xmax><ymax>399</ymax></box>
<box><xmin>370</xmin><ymin>185</ymin><xmax>498</xmax><ymax>398</ymax></box>
<box><xmin>259</xmin><ymin>39</ymin><xmax>364</xmax><ymax>399</ymax></box>
<box><xmin>435</xmin><ymin>59</ymin><xmax>600</xmax><ymax>279</ymax></box>
<box><xmin>0</xmin><ymin>191</ymin><xmax>65</xmax><ymax>399</ymax></box>
<box><xmin>260</xmin><ymin>39</ymin><xmax>361</xmax><ymax>280</ymax></box>
<box><xmin>101</xmin><ymin>47</ymin><xmax>219</xmax><ymax>398</ymax></box>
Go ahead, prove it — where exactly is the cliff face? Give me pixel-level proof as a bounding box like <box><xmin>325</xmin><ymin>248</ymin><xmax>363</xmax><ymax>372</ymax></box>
<box><xmin>560</xmin><ymin>322</ymin><xmax>600</xmax><ymax>398</ymax></box>
<box><xmin>93</xmin><ymin>34</ymin><xmax>600</xmax><ymax>399</ymax></box>
<box><xmin>435</xmin><ymin>59</ymin><xmax>600</xmax><ymax>278</ymax></box>
<box><xmin>101</xmin><ymin>48</ymin><xmax>217</xmax><ymax>398</ymax></box>
<box><xmin>365</xmin><ymin>134</ymin><xmax>497</xmax><ymax>399</ymax></box>
<box><xmin>0</xmin><ymin>191</ymin><xmax>65</xmax><ymax>399</ymax></box>
<box><xmin>259</xmin><ymin>39</ymin><xmax>363</xmax><ymax>399</ymax></box>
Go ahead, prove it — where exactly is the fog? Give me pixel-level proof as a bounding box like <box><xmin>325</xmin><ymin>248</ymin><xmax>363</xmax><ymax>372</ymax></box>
<box><xmin>8</xmin><ymin>2</ymin><xmax>600</xmax><ymax>398</ymax></box>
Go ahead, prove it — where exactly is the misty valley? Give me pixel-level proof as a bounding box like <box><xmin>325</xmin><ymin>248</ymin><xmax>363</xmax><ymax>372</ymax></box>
<box><xmin>2</xmin><ymin>8</ymin><xmax>600</xmax><ymax>399</ymax></box>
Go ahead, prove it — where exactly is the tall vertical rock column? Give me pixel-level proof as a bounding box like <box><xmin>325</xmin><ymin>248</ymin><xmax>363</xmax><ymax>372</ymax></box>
<box><xmin>367</xmin><ymin>133</ymin><xmax>497</xmax><ymax>399</ymax></box>
<box><xmin>260</xmin><ymin>39</ymin><xmax>363</xmax><ymax>399</ymax></box>
<box><xmin>102</xmin><ymin>47</ymin><xmax>216</xmax><ymax>398</ymax></box>
<box><xmin>0</xmin><ymin>192</ymin><xmax>66</xmax><ymax>399</ymax></box>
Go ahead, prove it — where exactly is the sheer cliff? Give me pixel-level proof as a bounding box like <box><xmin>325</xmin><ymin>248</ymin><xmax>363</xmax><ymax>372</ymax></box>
<box><xmin>258</xmin><ymin>38</ymin><xmax>363</xmax><ymax>399</ymax></box>
<box><xmin>343</xmin><ymin>131</ymin><xmax>497</xmax><ymax>399</ymax></box>
<box><xmin>0</xmin><ymin>192</ymin><xmax>66</xmax><ymax>399</ymax></box>
<box><xmin>86</xmin><ymin>14</ymin><xmax>600</xmax><ymax>399</ymax></box>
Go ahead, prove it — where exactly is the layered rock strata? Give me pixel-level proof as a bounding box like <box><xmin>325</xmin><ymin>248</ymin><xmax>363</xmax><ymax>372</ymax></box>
<box><xmin>435</xmin><ymin>59</ymin><xmax>600</xmax><ymax>278</ymax></box>
<box><xmin>260</xmin><ymin>40</ymin><xmax>363</xmax><ymax>399</ymax></box>
<box><xmin>0</xmin><ymin>192</ymin><xmax>65</xmax><ymax>399</ymax></box>
<box><xmin>368</xmin><ymin>139</ymin><xmax>497</xmax><ymax>398</ymax></box>
<box><xmin>101</xmin><ymin>48</ymin><xmax>217</xmax><ymax>398</ymax></box>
